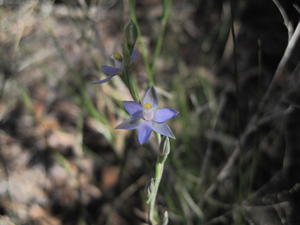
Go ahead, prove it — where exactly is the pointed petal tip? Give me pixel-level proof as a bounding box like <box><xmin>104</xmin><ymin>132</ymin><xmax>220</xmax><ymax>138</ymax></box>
<box><xmin>152</xmin><ymin>122</ymin><xmax>175</xmax><ymax>139</ymax></box>
<box><xmin>143</xmin><ymin>87</ymin><xmax>158</xmax><ymax>107</ymax></box>
<box><xmin>115</xmin><ymin>118</ymin><xmax>140</xmax><ymax>130</ymax></box>
<box><xmin>91</xmin><ymin>76</ymin><xmax>112</xmax><ymax>84</ymax></box>
<box><xmin>138</xmin><ymin>138</ymin><xmax>147</xmax><ymax>145</ymax></box>
<box><xmin>154</xmin><ymin>107</ymin><xmax>180</xmax><ymax>123</ymax></box>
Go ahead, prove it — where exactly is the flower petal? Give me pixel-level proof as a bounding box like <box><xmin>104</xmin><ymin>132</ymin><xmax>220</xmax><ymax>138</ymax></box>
<box><xmin>154</xmin><ymin>107</ymin><xmax>179</xmax><ymax>123</ymax></box>
<box><xmin>137</xmin><ymin>122</ymin><xmax>153</xmax><ymax>144</ymax></box>
<box><xmin>142</xmin><ymin>87</ymin><xmax>158</xmax><ymax>108</ymax></box>
<box><xmin>115</xmin><ymin>118</ymin><xmax>140</xmax><ymax>130</ymax></box>
<box><xmin>123</xmin><ymin>101</ymin><xmax>143</xmax><ymax>118</ymax></box>
<box><xmin>101</xmin><ymin>65</ymin><xmax>121</xmax><ymax>76</ymax></box>
<box><xmin>152</xmin><ymin>122</ymin><xmax>175</xmax><ymax>139</ymax></box>
<box><xmin>92</xmin><ymin>75</ymin><xmax>115</xmax><ymax>84</ymax></box>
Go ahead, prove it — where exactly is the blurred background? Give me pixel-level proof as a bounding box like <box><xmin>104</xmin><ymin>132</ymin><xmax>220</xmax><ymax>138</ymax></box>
<box><xmin>0</xmin><ymin>0</ymin><xmax>300</xmax><ymax>224</ymax></box>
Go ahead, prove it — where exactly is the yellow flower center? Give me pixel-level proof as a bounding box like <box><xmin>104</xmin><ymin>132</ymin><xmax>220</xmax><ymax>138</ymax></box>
<box><xmin>113</xmin><ymin>52</ymin><xmax>123</xmax><ymax>61</ymax></box>
<box><xmin>143</xmin><ymin>103</ymin><xmax>152</xmax><ymax>110</ymax></box>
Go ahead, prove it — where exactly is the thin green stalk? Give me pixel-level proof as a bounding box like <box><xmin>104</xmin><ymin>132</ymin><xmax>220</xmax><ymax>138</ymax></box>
<box><xmin>149</xmin><ymin>0</ymin><xmax>172</xmax><ymax>81</ymax></box>
<box><xmin>229</xmin><ymin>0</ymin><xmax>243</xmax><ymax>205</ymax></box>
<box><xmin>128</xmin><ymin>0</ymin><xmax>152</xmax><ymax>83</ymax></box>
<box><xmin>147</xmin><ymin>137</ymin><xmax>170</xmax><ymax>225</ymax></box>
<box><xmin>122</xmin><ymin>44</ymin><xmax>140</xmax><ymax>102</ymax></box>
<box><xmin>128</xmin><ymin>0</ymin><xmax>172</xmax><ymax>86</ymax></box>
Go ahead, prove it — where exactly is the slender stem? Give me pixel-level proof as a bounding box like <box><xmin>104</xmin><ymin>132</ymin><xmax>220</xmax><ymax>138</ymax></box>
<box><xmin>122</xmin><ymin>46</ymin><xmax>140</xmax><ymax>102</ymax></box>
<box><xmin>149</xmin><ymin>0</ymin><xmax>172</xmax><ymax>83</ymax></box>
<box><xmin>148</xmin><ymin>137</ymin><xmax>170</xmax><ymax>225</ymax></box>
<box><xmin>149</xmin><ymin>161</ymin><xmax>164</xmax><ymax>224</ymax></box>
<box><xmin>128</xmin><ymin>0</ymin><xmax>172</xmax><ymax>86</ymax></box>
<box><xmin>230</xmin><ymin>0</ymin><xmax>244</xmax><ymax>204</ymax></box>
<box><xmin>128</xmin><ymin>0</ymin><xmax>152</xmax><ymax>82</ymax></box>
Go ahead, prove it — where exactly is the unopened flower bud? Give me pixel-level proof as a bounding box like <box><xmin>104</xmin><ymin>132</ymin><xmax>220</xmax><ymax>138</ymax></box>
<box><xmin>125</xmin><ymin>20</ymin><xmax>138</xmax><ymax>51</ymax></box>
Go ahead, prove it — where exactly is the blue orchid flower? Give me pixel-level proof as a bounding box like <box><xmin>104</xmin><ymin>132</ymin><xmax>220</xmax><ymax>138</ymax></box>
<box><xmin>92</xmin><ymin>49</ymin><xmax>138</xmax><ymax>84</ymax></box>
<box><xmin>116</xmin><ymin>87</ymin><xmax>179</xmax><ymax>144</ymax></box>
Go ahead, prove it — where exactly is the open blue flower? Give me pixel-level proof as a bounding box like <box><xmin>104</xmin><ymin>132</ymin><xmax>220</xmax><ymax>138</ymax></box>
<box><xmin>116</xmin><ymin>87</ymin><xmax>179</xmax><ymax>144</ymax></box>
<box><xmin>92</xmin><ymin>49</ymin><xmax>138</xmax><ymax>84</ymax></box>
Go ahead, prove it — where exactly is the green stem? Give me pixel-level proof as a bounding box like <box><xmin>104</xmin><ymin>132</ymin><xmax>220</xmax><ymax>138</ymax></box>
<box><xmin>149</xmin><ymin>0</ymin><xmax>172</xmax><ymax>83</ymax></box>
<box><xmin>148</xmin><ymin>137</ymin><xmax>170</xmax><ymax>225</ymax></box>
<box><xmin>128</xmin><ymin>0</ymin><xmax>152</xmax><ymax>83</ymax></box>
<box><xmin>128</xmin><ymin>0</ymin><xmax>172</xmax><ymax>86</ymax></box>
